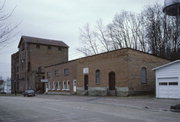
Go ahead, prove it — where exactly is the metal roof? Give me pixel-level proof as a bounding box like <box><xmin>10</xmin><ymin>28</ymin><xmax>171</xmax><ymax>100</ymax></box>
<box><xmin>18</xmin><ymin>36</ymin><xmax>69</xmax><ymax>48</ymax></box>
<box><xmin>163</xmin><ymin>0</ymin><xmax>180</xmax><ymax>16</ymax></box>
<box><xmin>153</xmin><ymin>60</ymin><xmax>180</xmax><ymax>70</ymax></box>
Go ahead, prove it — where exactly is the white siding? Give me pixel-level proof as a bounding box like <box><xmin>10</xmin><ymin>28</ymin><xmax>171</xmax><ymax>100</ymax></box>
<box><xmin>156</xmin><ymin>62</ymin><xmax>180</xmax><ymax>77</ymax></box>
<box><xmin>155</xmin><ymin>62</ymin><xmax>180</xmax><ymax>99</ymax></box>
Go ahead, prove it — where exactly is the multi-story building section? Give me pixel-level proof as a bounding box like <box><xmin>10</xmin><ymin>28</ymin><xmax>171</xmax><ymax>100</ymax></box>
<box><xmin>11</xmin><ymin>36</ymin><xmax>69</xmax><ymax>93</ymax></box>
<box><xmin>11</xmin><ymin>51</ymin><xmax>19</xmax><ymax>92</ymax></box>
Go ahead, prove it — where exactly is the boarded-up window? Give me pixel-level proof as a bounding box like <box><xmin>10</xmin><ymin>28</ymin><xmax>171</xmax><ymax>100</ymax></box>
<box><xmin>96</xmin><ymin>70</ymin><xmax>100</xmax><ymax>84</ymax></box>
<box><xmin>141</xmin><ymin>67</ymin><xmax>147</xmax><ymax>84</ymax></box>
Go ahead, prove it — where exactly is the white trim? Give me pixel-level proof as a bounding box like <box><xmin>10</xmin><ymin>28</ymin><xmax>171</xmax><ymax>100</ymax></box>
<box><xmin>153</xmin><ymin>60</ymin><xmax>180</xmax><ymax>70</ymax></box>
<box><xmin>73</xmin><ymin>80</ymin><xmax>77</xmax><ymax>92</ymax></box>
<box><xmin>62</xmin><ymin>81</ymin><xmax>67</xmax><ymax>90</ymax></box>
<box><xmin>52</xmin><ymin>81</ymin><xmax>55</xmax><ymax>90</ymax></box>
<box><xmin>57</xmin><ymin>81</ymin><xmax>61</xmax><ymax>90</ymax></box>
<box><xmin>48</xmin><ymin>82</ymin><xmax>51</xmax><ymax>90</ymax></box>
<box><xmin>67</xmin><ymin>80</ymin><xmax>70</xmax><ymax>90</ymax></box>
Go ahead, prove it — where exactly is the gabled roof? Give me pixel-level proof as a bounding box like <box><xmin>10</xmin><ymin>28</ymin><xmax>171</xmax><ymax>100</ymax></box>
<box><xmin>18</xmin><ymin>36</ymin><xmax>69</xmax><ymax>48</ymax></box>
<box><xmin>153</xmin><ymin>60</ymin><xmax>180</xmax><ymax>70</ymax></box>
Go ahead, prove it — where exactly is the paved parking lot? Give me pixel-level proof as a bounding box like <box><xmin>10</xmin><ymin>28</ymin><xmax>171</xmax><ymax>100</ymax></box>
<box><xmin>0</xmin><ymin>95</ymin><xmax>180</xmax><ymax>122</ymax></box>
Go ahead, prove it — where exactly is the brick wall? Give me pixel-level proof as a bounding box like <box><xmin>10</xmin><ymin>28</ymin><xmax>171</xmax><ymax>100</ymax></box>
<box><xmin>127</xmin><ymin>49</ymin><xmax>169</xmax><ymax>95</ymax></box>
<box><xmin>11</xmin><ymin>37</ymin><xmax>69</xmax><ymax>93</ymax></box>
<box><xmin>41</xmin><ymin>48</ymin><xmax>169</xmax><ymax>96</ymax></box>
<box><xmin>76</xmin><ymin>48</ymin><xmax>169</xmax><ymax>96</ymax></box>
<box><xmin>45</xmin><ymin>60</ymin><xmax>77</xmax><ymax>94</ymax></box>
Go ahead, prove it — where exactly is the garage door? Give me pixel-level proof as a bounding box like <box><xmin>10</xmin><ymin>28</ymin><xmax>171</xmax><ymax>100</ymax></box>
<box><xmin>157</xmin><ymin>77</ymin><xmax>180</xmax><ymax>99</ymax></box>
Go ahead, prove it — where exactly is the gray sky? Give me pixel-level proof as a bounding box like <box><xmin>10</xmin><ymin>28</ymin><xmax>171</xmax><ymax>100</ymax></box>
<box><xmin>0</xmin><ymin>0</ymin><xmax>163</xmax><ymax>79</ymax></box>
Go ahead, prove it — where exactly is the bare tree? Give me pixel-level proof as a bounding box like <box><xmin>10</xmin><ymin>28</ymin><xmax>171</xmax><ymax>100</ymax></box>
<box><xmin>95</xmin><ymin>20</ymin><xmax>111</xmax><ymax>52</ymax></box>
<box><xmin>77</xmin><ymin>24</ymin><xmax>99</xmax><ymax>56</ymax></box>
<box><xmin>0</xmin><ymin>0</ymin><xmax>18</xmax><ymax>49</ymax></box>
<box><xmin>142</xmin><ymin>4</ymin><xmax>179</xmax><ymax>59</ymax></box>
<box><xmin>77</xmin><ymin>3</ymin><xmax>179</xmax><ymax>60</ymax></box>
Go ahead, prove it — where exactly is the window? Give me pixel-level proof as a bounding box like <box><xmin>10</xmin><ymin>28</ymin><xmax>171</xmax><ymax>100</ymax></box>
<box><xmin>63</xmin><ymin>81</ymin><xmax>67</xmax><ymax>89</ymax></box>
<box><xmin>28</xmin><ymin>62</ymin><xmax>31</xmax><ymax>72</ymax></box>
<box><xmin>47</xmin><ymin>72</ymin><xmax>51</xmax><ymax>78</ymax></box>
<box><xmin>57</xmin><ymin>82</ymin><xmax>61</xmax><ymax>90</ymax></box>
<box><xmin>159</xmin><ymin>82</ymin><xmax>167</xmax><ymax>85</ymax></box>
<box><xmin>52</xmin><ymin>82</ymin><xmax>55</xmax><ymax>90</ymax></box>
<box><xmin>51</xmin><ymin>82</ymin><xmax>53</xmax><ymax>90</ymax></box>
<box><xmin>95</xmin><ymin>70</ymin><xmax>100</xmax><ymax>84</ymax></box>
<box><xmin>67</xmin><ymin>81</ymin><xmax>70</xmax><ymax>90</ymax></box>
<box><xmin>48</xmin><ymin>45</ymin><xmax>51</xmax><ymax>49</ymax></box>
<box><xmin>36</xmin><ymin>44</ymin><xmax>40</xmax><ymax>48</ymax></box>
<box><xmin>169</xmin><ymin>82</ymin><xmax>178</xmax><ymax>85</ymax></box>
<box><xmin>55</xmin><ymin>70</ymin><xmax>60</xmax><ymax>76</ymax></box>
<box><xmin>46</xmin><ymin>83</ymin><xmax>49</xmax><ymax>90</ymax></box>
<box><xmin>141</xmin><ymin>67</ymin><xmax>147</xmax><ymax>84</ymax></box>
<box><xmin>58</xmin><ymin>47</ymin><xmax>62</xmax><ymax>51</ymax></box>
<box><xmin>48</xmin><ymin>82</ymin><xmax>51</xmax><ymax>90</ymax></box>
<box><xmin>64</xmin><ymin>69</ymin><xmax>69</xmax><ymax>76</ymax></box>
<box><xmin>55</xmin><ymin>82</ymin><xmax>58</xmax><ymax>90</ymax></box>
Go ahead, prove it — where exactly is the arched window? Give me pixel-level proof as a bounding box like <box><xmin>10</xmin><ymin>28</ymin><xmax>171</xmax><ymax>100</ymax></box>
<box><xmin>141</xmin><ymin>67</ymin><xmax>147</xmax><ymax>84</ymax></box>
<box><xmin>55</xmin><ymin>82</ymin><xmax>58</xmax><ymax>90</ymax></box>
<box><xmin>67</xmin><ymin>81</ymin><xmax>70</xmax><ymax>90</ymax></box>
<box><xmin>96</xmin><ymin>70</ymin><xmax>100</xmax><ymax>84</ymax></box>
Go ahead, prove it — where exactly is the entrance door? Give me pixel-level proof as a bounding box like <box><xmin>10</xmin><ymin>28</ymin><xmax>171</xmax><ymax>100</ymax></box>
<box><xmin>109</xmin><ymin>72</ymin><xmax>115</xmax><ymax>90</ymax></box>
<box><xmin>84</xmin><ymin>75</ymin><xmax>88</xmax><ymax>90</ymax></box>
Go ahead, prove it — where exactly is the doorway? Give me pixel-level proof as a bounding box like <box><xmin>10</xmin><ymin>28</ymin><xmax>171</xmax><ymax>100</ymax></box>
<box><xmin>109</xmin><ymin>72</ymin><xmax>115</xmax><ymax>90</ymax></box>
<box><xmin>84</xmin><ymin>75</ymin><xmax>88</xmax><ymax>90</ymax></box>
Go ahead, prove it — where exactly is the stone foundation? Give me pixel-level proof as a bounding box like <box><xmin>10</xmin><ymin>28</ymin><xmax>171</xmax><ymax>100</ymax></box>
<box><xmin>77</xmin><ymin>87</ymin><xmax>153</xmax><ymax>97</ymax></box>
<box><xmin>76</xmin><ymin>87</ymin><xmax>87</xmax><ymax>95</ymax></box>
<box><xmin>116</xmin><ymin>87</ymin><xmax>129</xmax><ymax>96</ymax></box>
<box><xmin>88</xmin><ymin>87</ymin><xmax>107</xmax><ymax>96</ymax></box>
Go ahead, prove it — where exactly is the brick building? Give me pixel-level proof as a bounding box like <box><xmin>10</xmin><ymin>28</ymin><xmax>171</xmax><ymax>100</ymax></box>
<box><xmin>45</xmin><ymin>60</ymin><xmax>77</xmax><ymax>94</ymax></box>
<box><xmin>11</xmin><ymin>36</ymin><xmax>69</xmax><ymax>93</ymax></box>
<box><xmin>11</xmin><ymin>51</ymin><xmax>19</xmax><ymax>93</ymax></box>
<box><xmin>45</xmin><ymin>48</ymin><xmax>169</xmax><ymax>96</ymax></box>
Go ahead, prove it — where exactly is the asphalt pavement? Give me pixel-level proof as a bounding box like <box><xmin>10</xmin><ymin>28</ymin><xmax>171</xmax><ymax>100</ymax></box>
<box><xmin>0</xmin><ymin>95</ymin><xmax>180</xmax><ymax>122</ymax></box>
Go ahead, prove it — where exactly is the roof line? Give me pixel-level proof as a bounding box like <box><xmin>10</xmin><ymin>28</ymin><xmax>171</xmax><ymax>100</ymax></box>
<box><xmin>45</xmin><ymin>48</ymin><xmax>170</xmax><ymax>68</ymax></box>
<box><xmin>153</xmin><ymin>60</ymin><xmax>180</xmax><ymax>70</ymax></box>
<box><xmin>18</xmin><ymin>35</ymin><xmax>69</xmax><ymax>48</ymax></box>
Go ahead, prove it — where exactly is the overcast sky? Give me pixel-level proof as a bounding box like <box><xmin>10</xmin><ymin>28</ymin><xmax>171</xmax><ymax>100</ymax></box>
<box><xmin>0</xmin><ymin>0</ymin><xmax>163</xmax><ymax>79</ymax></box>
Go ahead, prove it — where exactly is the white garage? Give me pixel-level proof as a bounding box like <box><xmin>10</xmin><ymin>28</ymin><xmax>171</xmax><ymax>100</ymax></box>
<box><xmin>153</xmin><ymin>60</ymin><xmax>180</xmax><ymax>99</ymax></box>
